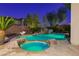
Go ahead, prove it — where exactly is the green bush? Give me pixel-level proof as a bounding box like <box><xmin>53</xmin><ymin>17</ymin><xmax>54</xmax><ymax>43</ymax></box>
<box><xmin>47</xmin><ymin>25</ymin><xmax>70</xmax><ymax>33</ymax></box>
<box><xmin>30</xmin><ymin>27</ymin><xmax>41</xmax><ymax>33</ymax></box>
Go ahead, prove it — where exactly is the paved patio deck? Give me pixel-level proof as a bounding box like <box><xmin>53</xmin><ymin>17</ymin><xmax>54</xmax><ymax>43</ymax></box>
<box><xmin>0</xmin><ymin>38</ymin><xmax>79</xmax><ymax>56</ymax></box>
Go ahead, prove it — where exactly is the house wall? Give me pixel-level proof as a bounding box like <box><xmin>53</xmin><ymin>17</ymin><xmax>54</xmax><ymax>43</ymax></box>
<box><xmin>71</xmin><ymin>3</ymin><xmax>79</xmax><ymax>45</ymax></box>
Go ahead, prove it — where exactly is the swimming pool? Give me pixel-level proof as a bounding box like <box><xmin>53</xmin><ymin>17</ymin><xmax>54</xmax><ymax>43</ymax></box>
<box><xmin>19</xmin><ymin>33</ymin><xmax>66</xmax><ymax>40</ymax></box>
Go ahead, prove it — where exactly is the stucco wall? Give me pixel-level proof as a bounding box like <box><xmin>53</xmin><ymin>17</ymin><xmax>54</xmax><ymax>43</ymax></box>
<box><xmin>71</xmin><ymin>3</ymin><xmax>79</xmax><ymax>45</ymax></box>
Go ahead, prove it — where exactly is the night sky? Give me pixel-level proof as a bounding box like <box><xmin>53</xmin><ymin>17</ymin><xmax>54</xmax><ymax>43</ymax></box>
<box><xmin>0</xmin><ymin>3</ymin><xmax>71</xmax><ymax>25</ymax></box>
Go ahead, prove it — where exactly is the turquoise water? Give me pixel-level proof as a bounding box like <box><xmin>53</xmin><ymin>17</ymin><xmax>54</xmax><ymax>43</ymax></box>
<box><xmin>18</xmin><ymin>33</ymin><xmax>65</xmax><ymax>52</ymax></box>
<box><xmin>20</xmin><ymin>42</ymin><xmax>49</xmax><ymax>52</ymax></box>
<box><xmin>19</xmin><ymin>33</ymin><xmax>65</xmax><ymax>40</ymax></box>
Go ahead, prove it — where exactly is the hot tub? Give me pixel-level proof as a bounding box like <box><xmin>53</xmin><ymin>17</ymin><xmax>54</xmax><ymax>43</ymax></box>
<box><xmin>19</xmin><ymin>41</ymin><xmax>49</xmax><ymax>52</ymax></box>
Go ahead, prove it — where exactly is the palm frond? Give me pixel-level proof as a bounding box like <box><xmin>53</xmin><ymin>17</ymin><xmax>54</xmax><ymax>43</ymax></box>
<box><xmin>0</xmin><ymin>16</ymin><xmax>15</xmax><ymax>30</ymax></box>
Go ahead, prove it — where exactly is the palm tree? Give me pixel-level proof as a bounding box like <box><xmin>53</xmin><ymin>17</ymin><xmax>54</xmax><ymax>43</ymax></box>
<box><xmin>24</xmin><ymin>14</ymin><xmax>40</xmax><ymax>33</ymax></box>
<box><xmin>46</xmin><ymin>12</ymin><xmax>58</xmax><ymax>26</ymax></box>
<box><xmin>33</xmin><ymin>14</ymin><xmax>39</xmax><ymax>28</ymax></box>
<box><xmin>24</xmin><ymin>14</ymin><xmax>33</xmax><ymax>28</ymax></box>
<box><xmin>43</xmin><ymin>15</ymin><xmax>49</xmax><ymax>27</ymax></box>
<box><xmin>0</xmin><ymin>16</ymin><xmax>15</xmax><ymax>44</ymax></box>
<box><xmin>57</xmin><ymin>7</ymin><xmax>67</xmax><ymax>24</ymax></box>
<box><xmin>64</xmin><ymin>3</ymin><xmax>71</xmax><ymax>10</ymax></box>
<box><xmin>46</xmin><ymin>7</ymin><xmax>67</xmax><ymax>26</ymax></box>
<box><xmin>24</xmin><ymin>14</ymin><xmax>39</xmax><ymax>28</ymax></box>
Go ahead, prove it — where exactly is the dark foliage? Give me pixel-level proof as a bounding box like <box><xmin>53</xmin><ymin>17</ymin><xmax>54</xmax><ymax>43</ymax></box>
<box><xmin>64</xmin><ymin>3</ymin><xmax>71</xmax><ymax>10</ymax></box>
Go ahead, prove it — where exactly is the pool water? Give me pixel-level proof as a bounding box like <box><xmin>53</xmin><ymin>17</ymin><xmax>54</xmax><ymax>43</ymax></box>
<box><xmin>17</xmin><ymin>33</ymin><xmax>66</xmax><ymax>52</ymax></box>
<box><xmin>20</xmin><ymin>42</ymin><xmax>49</xmax><ymax>52</ymax></box>
<box><xmin>19</xmin><ymin>33</ymin><xmax>65</xmax><ymax>40</ymax></box>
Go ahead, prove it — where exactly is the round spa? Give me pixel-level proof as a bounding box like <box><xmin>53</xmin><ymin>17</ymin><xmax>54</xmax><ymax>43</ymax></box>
<box><xmin>18</xmin><ymin>41</ymin><xmax>49</xmax><ymax>52</ymax></box>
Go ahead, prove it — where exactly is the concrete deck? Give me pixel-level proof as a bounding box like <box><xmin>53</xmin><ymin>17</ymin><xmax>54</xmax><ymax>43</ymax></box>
<box><xmin>0</xmin><ymin>38</ymin><xmax>79</xmax><ymax>56</ymax></box>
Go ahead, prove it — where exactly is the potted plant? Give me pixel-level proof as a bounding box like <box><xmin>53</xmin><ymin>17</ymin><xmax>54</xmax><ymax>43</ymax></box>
<box><xmin>0</xmin><ymin>16</ymin><xmax>15</xmax><ymax>44</ymax></box>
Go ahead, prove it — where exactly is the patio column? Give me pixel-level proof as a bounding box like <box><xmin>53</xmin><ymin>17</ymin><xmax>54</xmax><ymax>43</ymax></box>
<box><xmin>71</xmin><ymin>3</ymin><xmax>79</xmax><ymax>45</ymax></box>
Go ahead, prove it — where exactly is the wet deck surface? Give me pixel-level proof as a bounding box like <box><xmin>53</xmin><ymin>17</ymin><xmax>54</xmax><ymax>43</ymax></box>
<box><xmin>0</xmin><ymin>38</ymin><xmax>79</xmax><ymax>56</ymax></box>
